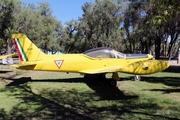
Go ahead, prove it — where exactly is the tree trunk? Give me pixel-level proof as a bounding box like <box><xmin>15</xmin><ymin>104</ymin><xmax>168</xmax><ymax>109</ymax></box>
<box><xmin>155</xmin><ymin>36</ymin><xmax>161</xmax><ymax>59</ymax></box>
<box><xmin>6</xmin><ymin>39</ymin><xmax>12</xmax><ymax>54</ymax></box>
<box><xmin>168</xmin><ymin>33</ymin><xmax>178</xmax><ymax>59</ymax></box>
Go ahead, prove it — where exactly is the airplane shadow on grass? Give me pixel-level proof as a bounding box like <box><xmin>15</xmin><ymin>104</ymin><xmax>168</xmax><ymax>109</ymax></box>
<box><xmin>6</xmin><ymin>76</ymin><xmax>138</xmax><ymax>100</ymax></box>
<box><xmin>0</xmin><ymin>70</ymin><xmax>13</xmax><ymax>73</ymax></box>
<box><xmin>130</xmin><ymin>65</ymin><xmax>180</xmax><ymax>94</ymax></box>
<box><xmin>140</xmin><ymin>76</ymin><xmax>180</xmax><ymax>94</ymax></box>
<box><xmin>140</xmin><ymin>76</ymin><xmax>180</xmax><ymax>87</ymax></box>
<box><xmin>147</xmin><ymin>64</ymin><xmax>180</xmax><ymax>83</ymax></box>
<box><xmin>163</xmin><ymin>65</ymin><xmax>180</xmax><ymax>73</ymax></box>
<box><xmin>1</xmin><ymin>77</ymin><xmax>177</xmax><ymax>119</ymax></box>
<box><xmin>1</xmin><ymin>66</ymin><xmax>179</xmax><ymax>119</ymax></box>
<box><xmin>2</xmin><ymin>83</ymin><xmax>95</xmax><ymax>120</ymax></box>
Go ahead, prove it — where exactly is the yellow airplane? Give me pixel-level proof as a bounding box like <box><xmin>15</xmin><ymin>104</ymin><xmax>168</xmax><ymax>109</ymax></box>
<box><xmin>11</xmin><ymin>34</ymin><xmax>169</xmax><ymax>86</ymax></box>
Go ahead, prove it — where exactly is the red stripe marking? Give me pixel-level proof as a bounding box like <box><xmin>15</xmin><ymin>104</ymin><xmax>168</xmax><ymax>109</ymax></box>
<box><xmin>13</xmin><ymin>38</ymin><xmax>23</xmax><ymax>61</ymax></box>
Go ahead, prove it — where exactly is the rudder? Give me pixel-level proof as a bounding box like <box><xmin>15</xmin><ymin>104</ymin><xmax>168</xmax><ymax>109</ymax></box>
<box><xmin>12</xmin><ymin>34</ymin><xmax>45</xmax><ymax>61</ymax></box>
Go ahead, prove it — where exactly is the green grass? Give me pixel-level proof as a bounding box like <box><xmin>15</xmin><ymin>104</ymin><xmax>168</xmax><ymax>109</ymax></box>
<box><xmin>0</xmin><ymin>66</ymin><xmax>180</xmax><ymax>119</ymax></box>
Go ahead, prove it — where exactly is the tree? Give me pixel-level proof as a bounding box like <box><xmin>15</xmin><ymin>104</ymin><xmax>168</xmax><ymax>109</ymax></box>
<box><xmin>34</xmin><ymin>2</ymin><xmax>62</xmax><ymax>54</ymax></box>
<box><xmin>0</xmin><ymin>1</ymin><xmax>63</xmax><ymax>54</ymax></box>
<box><xmin>151</xmin><ymin>0</ymin><xmax>180</xmax><ymax>59</ymax></box>
<box><xmin>78</xmin><ymin>0</ymin><xmax>125</xmax><ymax>51</ymax></box>
<box><xmin>60</xmin><ymin>20</ymin><xmax>81</xmax><ymax>53</ymax></box>
<box><xmin>122</xmin><ymin>0</ymin><xmax>157</xmax><ymax>54</ymax></box>
<box><xmin>151</xmin><ymin>0</ymin><xmax>180</xmax><ymax>26</ymax></box>
<box><xmin>0</xmin><ymin>0</ymin><xmax>22</xmax><ymax>54</ymax></box>
<box><xmin>122</xmin><ymin>0</ymin><xmax>180</xmax><ymax>59</ymax></box>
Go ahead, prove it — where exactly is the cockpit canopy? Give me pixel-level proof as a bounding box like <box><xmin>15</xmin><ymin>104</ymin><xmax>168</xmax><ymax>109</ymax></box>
<box><xmin>83</xmin><ymin>47</ymin><xmax>150</xmax><ymax>59</ymax></box>
<box><xmin>83</xmin><ymin>47</ymin><xmax>124</xmax><ymax>59</ymax></box>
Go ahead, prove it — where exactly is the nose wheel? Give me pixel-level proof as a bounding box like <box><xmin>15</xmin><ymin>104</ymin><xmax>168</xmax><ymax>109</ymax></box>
<box><xmin>134</xmin><ymin>75</ymin><xmax>141</xmax><ymax>81</ymax></box>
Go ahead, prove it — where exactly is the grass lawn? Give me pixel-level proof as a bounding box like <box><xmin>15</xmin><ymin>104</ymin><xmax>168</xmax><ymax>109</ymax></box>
<box><xmin>0</xmin><ymin>65</ymin><xmax>180</xmax><ymax>119</ymax></box>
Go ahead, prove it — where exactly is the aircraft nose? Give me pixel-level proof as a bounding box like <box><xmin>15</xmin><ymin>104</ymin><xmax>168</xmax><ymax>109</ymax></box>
<box><xmin>161</xmin><ymin>60</ymin><xmax>170</xmax><ymax>69</ymax></box>
<box><xmin>119</xmin><ymin>60</ymin><xmax>170</xmax><ymax>75</ymax></box>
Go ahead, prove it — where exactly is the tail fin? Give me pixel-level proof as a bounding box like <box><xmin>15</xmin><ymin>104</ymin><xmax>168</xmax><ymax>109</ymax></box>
<box><xmin>12</xmin><ymin>34</ymin><xmax>46</xmax><ymax>61</ymax></box>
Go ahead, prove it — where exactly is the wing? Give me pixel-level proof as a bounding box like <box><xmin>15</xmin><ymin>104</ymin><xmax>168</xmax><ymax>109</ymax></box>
<box><xmin>80</xmin><ymin>66</ymin><xmax>121</xmax><ymax>74</ymax></box>
<box><xmin>0</xmin><ymin>54</ymin><xmax>18</xmax><ymax>59</ymax></box>
<box><xmin>79</xmin><ymin>60</ymin><xmax>169</xmax><ymax>75</ymax></box>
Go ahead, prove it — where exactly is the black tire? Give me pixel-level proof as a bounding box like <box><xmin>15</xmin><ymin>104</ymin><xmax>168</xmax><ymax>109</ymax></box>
<box><xmin>108</xmin><ymin>79</ymin><xmax>117</xmax><ymax>87</ymax></box>
<box><xmin>134</xmin><ymin>75</ymin><xmax>141</xmax><ymax>81</ymax></box>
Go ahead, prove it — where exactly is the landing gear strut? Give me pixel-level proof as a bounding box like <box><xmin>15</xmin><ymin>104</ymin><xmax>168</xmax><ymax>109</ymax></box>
<box><xmin>107</xmin><ymin>72</ymin><xmax>119</xmax><ymax>87</ymax></box>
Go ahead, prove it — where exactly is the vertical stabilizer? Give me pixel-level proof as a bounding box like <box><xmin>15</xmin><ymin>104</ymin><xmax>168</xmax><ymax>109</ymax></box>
<box><xmin>12</xmin><ymin>34</ymin><xmax>45</xmax><ymax>61</ymax></box>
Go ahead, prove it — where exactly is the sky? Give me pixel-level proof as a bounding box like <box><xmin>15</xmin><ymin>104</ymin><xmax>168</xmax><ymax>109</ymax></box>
<box><xmin>22</xmin><ymin>0</ymin><xmax>94</xmax><ymax>25</ymax></box>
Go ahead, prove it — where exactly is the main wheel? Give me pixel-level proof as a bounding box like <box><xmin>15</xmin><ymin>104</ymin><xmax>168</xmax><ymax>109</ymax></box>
<box><xmin>107</xmin><ymin>79</ymin><xmax>117</xmax><ymax>87</ymax></box>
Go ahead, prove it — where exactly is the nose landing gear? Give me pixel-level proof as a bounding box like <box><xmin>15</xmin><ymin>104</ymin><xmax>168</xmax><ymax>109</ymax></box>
<box><xmin>134</xmin><ymin>75</ymin><xmax>141</xmax><ymax>81</ymax></box>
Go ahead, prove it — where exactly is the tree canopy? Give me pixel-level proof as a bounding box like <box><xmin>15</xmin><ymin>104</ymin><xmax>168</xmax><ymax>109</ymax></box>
<box><xmin>0</xmin><ymin>0</ymin><xmax>179</xmax><ymax>59</ymax></box>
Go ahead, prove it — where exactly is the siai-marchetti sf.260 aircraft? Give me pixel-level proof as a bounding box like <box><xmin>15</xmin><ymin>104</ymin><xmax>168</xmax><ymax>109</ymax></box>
<box><xmin>12</xmin><ymin>34</ymin><xmax>169</xmax><ymax>87</ymax></box>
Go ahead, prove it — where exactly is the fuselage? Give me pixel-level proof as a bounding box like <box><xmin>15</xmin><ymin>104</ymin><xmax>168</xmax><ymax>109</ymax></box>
<box><xmin>18</xmin><ymin>53</ymin><xmax>152</xmax><ymax>73</ymax></box>
<box><xmin>12</xmin><ymin>34</ymin><xmax>169</xmax><ymax>76</ymax></box>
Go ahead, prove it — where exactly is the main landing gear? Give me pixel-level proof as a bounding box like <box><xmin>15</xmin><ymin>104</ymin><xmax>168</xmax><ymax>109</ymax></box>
<box><xmin>107</xmin><ymin>79</ymin><xmax>117</xmax><ymax>87</ymax></box>
<box><xmin>84</xmin><ymin>72</ymin><xmax>119</xmax><ymax>87</ymax></box>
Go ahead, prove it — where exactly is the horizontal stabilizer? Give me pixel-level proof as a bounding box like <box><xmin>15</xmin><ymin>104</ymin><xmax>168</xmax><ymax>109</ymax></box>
<box><xmin>0</xmin><ymin>54</ymin><xmax>18</xmax><ymax>59</ymax></box>
<box><xmin>12</xmin><ymin>62</ymin><xmax>36</xmax><ymax>69</ymax></box>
